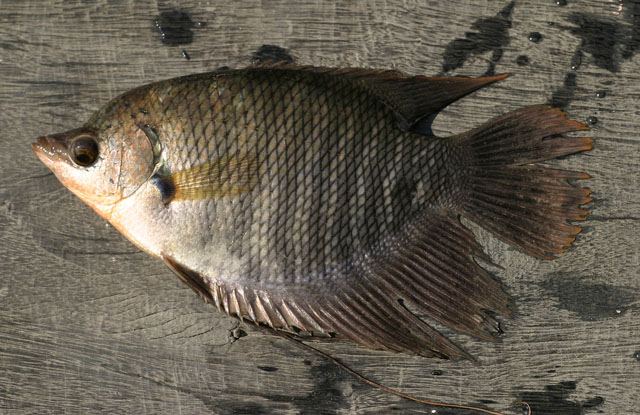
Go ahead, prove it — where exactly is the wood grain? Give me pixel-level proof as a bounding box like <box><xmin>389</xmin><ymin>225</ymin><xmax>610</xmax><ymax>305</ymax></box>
<box><xmin>1</xmin><ymin>0</ymin><xmax>638</xmax><ymax>414</ymax></box>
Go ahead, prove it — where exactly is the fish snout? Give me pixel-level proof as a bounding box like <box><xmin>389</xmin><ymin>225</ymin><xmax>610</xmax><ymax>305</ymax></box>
<box><xmin>32</xmin><ymin>132</ymin><xmax>72</xmax><ymax>166</ymax></box>
<box><xmin>32</xmin><ymin>135</ymin><xmax>52</xmax><ymax>157</ymax></box>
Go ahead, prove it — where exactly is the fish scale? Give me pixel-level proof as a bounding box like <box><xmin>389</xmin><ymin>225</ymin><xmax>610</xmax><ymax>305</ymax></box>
<box><xmin>34</xmin><ymin>65</ymin><xmax>591</xmax><ymax>361</ymax></box>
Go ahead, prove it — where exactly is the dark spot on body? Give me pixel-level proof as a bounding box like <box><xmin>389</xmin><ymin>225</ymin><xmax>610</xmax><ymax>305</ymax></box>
<box><xmin>441</xmin><ymin>1</ymin><xmax>514</xmax><ymax>75</ymax></box>
<box><xmin>389</xmin><ymin>178</ymin><xmax>418</xmax><ymax>230</ymax></box>
<box><xmin>586</xmin><ymin>115</ymin><xmax>598</xmax><ymax>125</ymax></box>
<box><xmin>519</xmin><ymin>381</ymin><xmax>604</xmax><ymax>415</ymax></box>
<box><xmin>154</xmin><ymin>10</ymin><xmax>201</xmax><ymax>46</ymax></box>
<box><xmin>431</xmin><ymin>369</ymin><xmax>443</xmax><ymax>376</ymax></box>
<box><xmin>556</xmin><ymin>0</ymin><xmax>568</xmax><ymax>5</ymax></box>
<box><xmin>251</xmin><ymin>45</ymin><xmax>295</xmax><ymax>65</ymax></box>
<box><xmin>139</xmin><ymin>108</ymin><xmax>148</xmax><ymax>115</ymax></box>
<box><xmin>542</xmin><ymin>273</ymin><xmax>637</xmax><ymax>321</ymax></box>
<box><xmin>257</xmin><ymin>366</ymin><xmax>278</xmax><ymax>372</ymax></box>
<box><xmin>181</xmin><ymin>49</ymin><xmax>191</xmax><ymax>60</ymax></box>
<box><xmin>516</xmin><ymin>55</ymin><xmax>530</xmax><ymax>66</ymax></box>
<box><xmin>528</xmin><ymin>32</ymin><xmax>543</xmax><ymax>43</ymax></box>
<box><xmin>303</xmin><ymin>359</ymin><xmax>312</xmax><ymax>366</ymax></box>
<box><xmin>595</xmin><ymin>90</ymin><xmax>607</xmax><ymax>98</ymax></box>
<box><xmin>151</xmin><ymin>174</ymin><xmax>176</xmax><ymax>205</ymax></box>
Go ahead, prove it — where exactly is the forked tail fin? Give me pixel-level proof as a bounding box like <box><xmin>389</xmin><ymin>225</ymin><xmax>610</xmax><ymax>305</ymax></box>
<box><xmin>453</xmin><ymin>105</ymin><xmax>592</xmax><ymax>259</ymax></box>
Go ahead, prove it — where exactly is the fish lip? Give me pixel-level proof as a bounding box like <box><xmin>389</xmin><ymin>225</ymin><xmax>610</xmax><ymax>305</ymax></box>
<box><xmin>32</xmin><ymin>135</ymin><xmax>67</xmax><ymax>165</ymax></box>
<box><xmin>32</xmin><ymin>136</ymin><xmax>53</xmax><ymax>165</ymax></box>
<box><xmin>32</xmin><ymin>136</ymin><xmax>50</xmax><ymax>157</ymax></box>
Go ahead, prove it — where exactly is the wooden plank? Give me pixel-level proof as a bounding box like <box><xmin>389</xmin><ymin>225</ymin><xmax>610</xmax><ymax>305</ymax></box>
<box><xmin>1</xmin><ymin>0</ymin><xmax>638</xmax><ymax>413</ymax></box>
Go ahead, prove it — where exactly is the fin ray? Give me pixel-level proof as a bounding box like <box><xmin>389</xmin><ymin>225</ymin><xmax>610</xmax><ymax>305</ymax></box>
<box><xmin>162</xmin><ymin>254</ymin><xmax>213</xmax><ymax>303</ymax></box>
<box><xmin>453</xmin><ymin>104</ymin><xmax>592</xmax><ymax>259</ymax></box>
<box><xmin>166</xmin><ymin>153</ymin><xmax>260</xmax><ymax>202</ymax></box>
<box><xmin>161</xmin><ymin>211</ymin><xmax>512</xmax><ymax>360</ymax></box>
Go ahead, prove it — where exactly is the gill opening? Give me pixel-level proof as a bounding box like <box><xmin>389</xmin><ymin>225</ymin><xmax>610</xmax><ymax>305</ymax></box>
<box><xmin>140</xmin><ymin>123</ymin><xmax>165</xmax><ymax>178</ymax></box>
<box><xmin>118</xmin><ymin>123</ymin><xmax>167</xmax><ymax>202</ymax></box>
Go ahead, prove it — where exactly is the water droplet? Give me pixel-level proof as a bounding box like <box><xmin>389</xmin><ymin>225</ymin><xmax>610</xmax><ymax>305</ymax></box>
<box><xmin>633</xmin><ymin>350</ymin><xmax>640</xmax><ymax>361</ymax></box>
<box><xmin>181</xmin><ymin>49</ymin><xmax>191</xmax><ymax>60</ymax></box>
<box><xmin>595</xmin><ymin>90</ymin><xmax>607</xmax><ymax>98</ymax></box>
<box><xmin>528</xmin><ymin>32</ymin><xmax>543</xmax><ymax>43</ymax></box>
<box><xmin>586</xmin><ymin>116</ymin><xmax>598</xmax><ymax>125</ymax></box>
<box><xmin>556</xmin><ymin>0</ymin><xmax>567</xmax><ymax>6</ymax></box>
<box><xmin>516</xmin><ymin>55</ymin><xmax>530</xmax><ymax>66</ymax></box>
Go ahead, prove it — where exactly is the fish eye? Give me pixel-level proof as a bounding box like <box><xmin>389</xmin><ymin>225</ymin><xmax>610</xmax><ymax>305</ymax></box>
<box><xmin>70</xmin><ymin>135</ymin><xmax>99</xmax><ymax>167</ymax></box>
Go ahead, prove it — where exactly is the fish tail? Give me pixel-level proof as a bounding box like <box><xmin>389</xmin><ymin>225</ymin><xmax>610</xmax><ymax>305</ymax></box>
<box><xmin>452</xmin><ymin>105</ymin><xmax>592</xmax><ymax>259</ymax></box>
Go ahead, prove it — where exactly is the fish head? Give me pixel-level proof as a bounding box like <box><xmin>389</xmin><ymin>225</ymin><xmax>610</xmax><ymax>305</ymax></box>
<box><xmin>32</xmin><ymin>121</ymin><xmax>156</xmax><ymax>220</ymax></box>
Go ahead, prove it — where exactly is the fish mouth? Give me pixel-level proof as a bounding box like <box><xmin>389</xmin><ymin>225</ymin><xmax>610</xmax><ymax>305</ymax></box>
<box><xmin>32</xmin><ymin>135</ymin><xmax>67</xmax><ymax>167</ymax></box>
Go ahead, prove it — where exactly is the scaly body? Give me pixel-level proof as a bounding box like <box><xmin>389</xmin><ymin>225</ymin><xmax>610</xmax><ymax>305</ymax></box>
<box><xmin>101</xmin><ymin>69</ymin><xmax>458</xmax><ymax>290</ymax></box>
<box><xmin>33</xmin><ymin>65</ymin><xmax>591</xmax><ymax>360</ymax></box>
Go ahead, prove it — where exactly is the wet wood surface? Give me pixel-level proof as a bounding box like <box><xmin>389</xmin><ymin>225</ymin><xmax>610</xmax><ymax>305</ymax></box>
<box><xmin>1</xmin><ymin>1</ymin><xmax>639</xmax><ymax>414</ymax></box>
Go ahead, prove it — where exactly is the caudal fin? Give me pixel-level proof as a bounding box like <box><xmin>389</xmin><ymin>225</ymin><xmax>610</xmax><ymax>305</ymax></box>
<box><xmin>453</xmin><ymin>105</ymin><xmax>592</xmax><ymax>259</ymax></box>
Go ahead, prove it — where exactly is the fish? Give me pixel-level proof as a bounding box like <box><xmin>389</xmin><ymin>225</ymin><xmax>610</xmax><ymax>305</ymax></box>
<box><xmin>32</xmin><ymin>64</ymin><xmax>592</xmax><ymax>359</ymax></box>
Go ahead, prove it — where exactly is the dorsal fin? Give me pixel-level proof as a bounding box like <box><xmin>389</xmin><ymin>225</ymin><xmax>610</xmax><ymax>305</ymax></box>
<box><xmin>244</xmin><ymin>64</ymin><xmax>509</xmax><ymax>132</ymax></box>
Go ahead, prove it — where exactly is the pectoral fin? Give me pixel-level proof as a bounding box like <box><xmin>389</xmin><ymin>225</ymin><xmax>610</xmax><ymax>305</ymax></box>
<box><xmin>156</xmin><ymin>154</ymin><xmax>260</xmax><ymax>204</ymax></box>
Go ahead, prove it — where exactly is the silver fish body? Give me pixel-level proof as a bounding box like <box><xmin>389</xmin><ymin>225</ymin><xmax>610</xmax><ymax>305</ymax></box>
<box><xmin>33</xmin><ymin>65</ymin><xmax>592</xmax><ymax>359</ymax></box>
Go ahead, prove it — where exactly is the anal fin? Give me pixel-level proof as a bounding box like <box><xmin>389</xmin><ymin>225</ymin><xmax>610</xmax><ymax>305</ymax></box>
<box><xmin>160</xmin><ymin>214</ymin><xmax>513</xmax><ymax>360</ymax></box>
